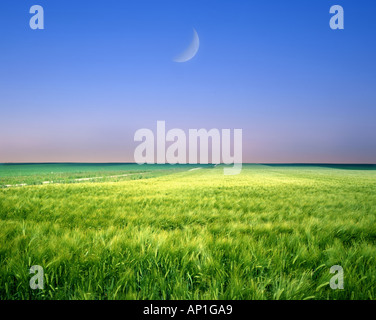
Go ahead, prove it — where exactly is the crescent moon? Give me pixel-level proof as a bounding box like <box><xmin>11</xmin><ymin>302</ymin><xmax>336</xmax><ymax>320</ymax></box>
<box><xmin>173</xmin><ymin>28</ymin><xmax>200</xmax><ymax>63</ymax></box>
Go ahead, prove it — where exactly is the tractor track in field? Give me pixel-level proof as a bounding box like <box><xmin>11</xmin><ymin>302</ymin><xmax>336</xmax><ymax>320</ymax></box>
<box><xmin>1</xmin><ymin>167</ymin><xmax>205</xmax><ymax>188</ymax></box>
<box><xmin>2</xmin><ymin>172</ymin><xmax>149</xmax><ymax>188</ymax></box>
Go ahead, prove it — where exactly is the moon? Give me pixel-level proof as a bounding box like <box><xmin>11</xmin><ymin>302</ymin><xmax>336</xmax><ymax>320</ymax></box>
<box><xmin>173</xmin><ymin>28</ymin><xmax>200</xmax><ymax>63</ymax></box>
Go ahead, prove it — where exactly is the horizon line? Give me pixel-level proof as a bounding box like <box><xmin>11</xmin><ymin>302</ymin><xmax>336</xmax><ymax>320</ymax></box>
<box><xmin>1</xmin><ymin>162</ymin><xmax>375</xmax><ymax>165</ymax></box>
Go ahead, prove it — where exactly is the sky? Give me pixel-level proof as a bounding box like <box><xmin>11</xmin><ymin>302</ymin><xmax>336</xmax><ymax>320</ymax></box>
<box><xmin>0</xmin><ymin>0</ymin><xmax>375</xmax><ymax>163</ymax></box>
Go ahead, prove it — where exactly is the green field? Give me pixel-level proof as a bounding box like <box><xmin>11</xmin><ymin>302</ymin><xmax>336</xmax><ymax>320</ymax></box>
<box><xmin>0</xmin><ymin>163</ymin><xmax>205</xmax><ymax>187</ymax></box>
<box><xmin>0</xmin><ymin>164</ymin><xmax>375</xmax><ymax>300</ymax></box>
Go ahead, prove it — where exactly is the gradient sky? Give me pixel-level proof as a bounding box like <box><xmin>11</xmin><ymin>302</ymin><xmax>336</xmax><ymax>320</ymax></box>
<box><xmin>1</xmin><ymin>0</ymin><xmax>375</xmax><ymax>163</ymax></box>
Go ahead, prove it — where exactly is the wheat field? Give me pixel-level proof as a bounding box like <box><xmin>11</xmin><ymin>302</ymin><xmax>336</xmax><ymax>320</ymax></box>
<box><xmin>0</xmin><ymin>164</ymin><xmax>375</xmax><ymax>300</ymax></box>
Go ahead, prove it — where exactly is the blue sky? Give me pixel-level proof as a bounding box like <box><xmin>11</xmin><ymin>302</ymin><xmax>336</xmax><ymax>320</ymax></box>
<box><xmin>0</xmin><ymin>0</ymin><xmax>375</xmax><ymax>163</ymax></box>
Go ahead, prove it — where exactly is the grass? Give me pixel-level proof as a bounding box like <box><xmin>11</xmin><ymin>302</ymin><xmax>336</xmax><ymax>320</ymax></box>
<box><xmin>0</xmin><ymin>164</ymin><xmax>375</xmax><ymax>300</ymax></box>
<box><xmin>0</xmin><ymin>163</ymin><xmax>205</xmax><ymax>186</ymax></box>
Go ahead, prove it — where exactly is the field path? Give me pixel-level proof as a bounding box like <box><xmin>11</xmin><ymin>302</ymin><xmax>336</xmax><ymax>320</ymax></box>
<box><xmin>188</xmin><ymin>167</ymin><xmax>203</xmax><ymax>171</ymax></box>
<box><xmin>3</xmin><ymin>172</ymin><xmax>149</xmax><ymax>188</ymax></box>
